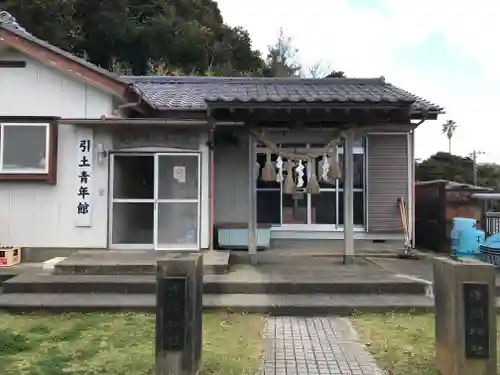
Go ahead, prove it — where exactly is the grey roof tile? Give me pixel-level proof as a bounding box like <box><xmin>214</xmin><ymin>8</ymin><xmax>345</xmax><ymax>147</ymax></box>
<box><xmin>123</xmin><ymin>76</ymin><xmax>443</xmax><ymax>114</ymax></box>
<box><xmin>0</xmin><ymin>11</ymin><xmax>121</xmax><ymax>82</ymax></box>
<box><xmin>0</xmin><ymin>10</ymin><xmax>442</xmax><ymax>117</ymax></box>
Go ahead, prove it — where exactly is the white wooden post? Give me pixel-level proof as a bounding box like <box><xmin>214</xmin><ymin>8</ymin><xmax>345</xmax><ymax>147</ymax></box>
<box><xmin>247</xmin><ymin>132</ymin><xmax>258</xmax><ymax>265</ymax></box>
<box><xmin>343</xmin><ymin>129</ymin><xmax>355</xmax><ymax>264</ymax></box>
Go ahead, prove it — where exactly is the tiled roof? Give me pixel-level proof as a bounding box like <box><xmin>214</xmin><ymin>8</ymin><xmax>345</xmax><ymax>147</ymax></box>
<box><xmin>0</xmin><ymin>10</ymin><xmax>443</xmax><ymax>117</ymax></box>
<box><xmin>123</xmin><ymin>76</ymin><xmax>444</xmax><ymax>114</ymax></box>
<box><xmin>0</xmin><ymin>11</ymin><xmax>120</xmax><ymax>81</ymax></box>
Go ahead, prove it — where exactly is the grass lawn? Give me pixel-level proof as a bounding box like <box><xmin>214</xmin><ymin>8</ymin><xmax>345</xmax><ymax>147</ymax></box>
<box><xmin>352</xmin><ymin>313</ymin><xmax>500</xmax><ymax>375</ymax></box>
<box><xmin>0</xmin><ymin>312</ymin><xmax>265</xmax><ymax>375</ymax></box>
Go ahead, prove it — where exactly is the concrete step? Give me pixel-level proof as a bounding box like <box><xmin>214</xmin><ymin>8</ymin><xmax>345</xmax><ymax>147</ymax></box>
<box><xmin>0</xmin><ymin>293</ymin><xmax>435</xmax><ymax>315</ymax></box>
<box><xmin>0</xmin><ymin>263</ymin><xmax>43</xmax><ymax>285</ymax></box>
<box><xmin>230</xmin><ymin>252</ymin><xmax>404</xmax><ymax>266</ymax></box>
<box><xmin>53</xmin><ymin>250</ymin><xmax>230</xmax><ymax>275</ymax></box>
<box><xmin>2</xmin><ymin>273</ymin><xmax>429</xmax><ymax>295</ymax></box>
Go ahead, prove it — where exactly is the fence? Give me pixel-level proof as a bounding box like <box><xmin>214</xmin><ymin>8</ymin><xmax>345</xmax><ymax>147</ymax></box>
<box><xmin>485</xmin><ymin>212</ymin><xmax>500</xmax><ymax>236</ymax></box>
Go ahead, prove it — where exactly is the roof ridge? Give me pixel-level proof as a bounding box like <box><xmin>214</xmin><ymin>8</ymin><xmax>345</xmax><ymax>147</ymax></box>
<box><xmin>386</xmin><ymin>83</ymin><xmax>444</xmax><ymax>111</ymax></box>
<box><xmin>121</xmin><ymin>75</ymin><xmax>386</xmax><ymax>85</ymax></box>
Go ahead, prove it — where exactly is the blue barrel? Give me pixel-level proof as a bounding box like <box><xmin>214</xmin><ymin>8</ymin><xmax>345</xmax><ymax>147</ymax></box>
<box><xmin>456</xmin><ymin>229</ymin><xmax>485</xmax><ymax>259</ymax></box>
<box><xmin>450</xmin><ymin>217</ymin><xmax>477</xmax><ymax>257</ymax></box>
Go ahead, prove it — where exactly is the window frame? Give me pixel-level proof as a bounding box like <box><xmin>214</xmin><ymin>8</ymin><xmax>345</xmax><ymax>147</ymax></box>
<box><xmin>255</xmin><ymin>137</ymin><xmax>366</xmax><ymax>227</ymax></box>
<box><xmin>0</xmin><ymin>119</ymin><xmax>58</xmax><ymax>184</ymax></box>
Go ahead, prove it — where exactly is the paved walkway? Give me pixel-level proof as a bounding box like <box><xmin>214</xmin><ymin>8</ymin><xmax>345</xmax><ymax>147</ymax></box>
<box><xmin>263</xmin><ymin>317</ymin><xmax>384</xmax><ymax>375</ymax></box>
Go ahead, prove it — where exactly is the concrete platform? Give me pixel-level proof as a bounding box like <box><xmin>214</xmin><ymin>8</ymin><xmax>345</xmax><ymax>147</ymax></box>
<box><xmin>0</xmin><ymin>253</ymin><xmax>443</xmax><ymax>314</ymax></box>
<box><xmin>54</xmin><ymin>250</ymin><xmax>230</xmax><ymax>275</ymax></box>
<box><xmin>367</xmin><ymin>255</ymin><xmax>500</xmax><ymax>286</ymax></box>
<box><xmin>3</xmin><ymin>264</ymin><xmax>428</xmax><ymax>295</ymax></box>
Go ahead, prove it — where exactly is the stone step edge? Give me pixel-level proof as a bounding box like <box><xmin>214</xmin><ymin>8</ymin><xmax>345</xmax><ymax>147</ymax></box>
<box><xmin>0</xmin><ymin>293</ymin><xmax>436</xmax><ymax>314</ymax></box>
<box><xmin>54</xmin><ymin>265</ymin><xmax>229</xmax><ymax>276</ymax></box>
<box><xmin>2</xmin><ymin>275</ymin><xmax>428</xmax><ymax>295</ymax></box>
<box><xmin>4</xmin><ymin>273</ymin><xmax>427</xmax><ymax>285</ymax></box>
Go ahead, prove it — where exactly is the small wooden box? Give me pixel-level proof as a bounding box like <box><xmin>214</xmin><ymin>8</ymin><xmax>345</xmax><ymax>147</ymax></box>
<box><xmin>0</xmin><ymin>246</ymin><xmax>21</xmax><ymax>267</ymax></box>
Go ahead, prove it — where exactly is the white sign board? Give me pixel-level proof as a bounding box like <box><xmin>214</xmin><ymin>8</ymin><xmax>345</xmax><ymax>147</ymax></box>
<box><xmin>75</xmin><ymin>127</ymin><xmax>94</xmax><ymax>227</ymax></box>
<box><xmin>173</xmin><ymin>166</ymin><xmax>186</xmax><ymax>183</ymax></box>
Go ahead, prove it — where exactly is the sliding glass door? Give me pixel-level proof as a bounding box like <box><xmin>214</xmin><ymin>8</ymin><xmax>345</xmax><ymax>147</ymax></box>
<box><xmin>154</xmin><ymin>153</ymin><xmax>200</xmax><ymax>250</ymax></box>
<box><xmin>109</xmin><ymin>153</ymin><xmax>200</xmax><ymax>250</ymax></box>
<box><xmin>110</xmin><ymin>154</ymin><xmax>155</xmax><ymax>248</ymax></box>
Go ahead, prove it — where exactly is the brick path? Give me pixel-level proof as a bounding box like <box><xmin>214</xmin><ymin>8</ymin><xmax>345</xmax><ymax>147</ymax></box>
<box><xmin>262</xmin><ymin>317</ymin><xmax>385</xmax><ymax>375</ymax></box>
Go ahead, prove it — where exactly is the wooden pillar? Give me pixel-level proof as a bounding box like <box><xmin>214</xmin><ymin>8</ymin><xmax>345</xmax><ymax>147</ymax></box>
<box><xmin>247</xmin><ymin>131</ymin><xmax>258</xmax><ymax>265</ymax></box>
<box><xmin>343</xmin><ymin>128</ymin><xmax>355</xmax><ymax>264</ymax></box>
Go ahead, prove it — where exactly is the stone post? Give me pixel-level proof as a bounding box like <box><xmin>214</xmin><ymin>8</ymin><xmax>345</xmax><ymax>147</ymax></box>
<box><xmin>156</xmin><ymin>253</ymin><xmax>203</xmax><ymax>375</ymax></box>
<box><xmin>434</xmin><ymin>257</ymin><xmax>496</xmax><ymax>375</ymax></box>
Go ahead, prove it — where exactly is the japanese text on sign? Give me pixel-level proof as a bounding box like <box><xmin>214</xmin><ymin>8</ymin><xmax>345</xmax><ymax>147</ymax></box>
<box><xmin>463</xmin><ymin>282</ymin><xmax>490</xmax><ymax>359</ymax></box>
<box><xmin>173</xmin><ymin>166</ymin><xmax>186</xmax><ymax>184</ymax></box>
<box><xmin>75</xmin><ymin>129</ymin><xmax>94</xmax><ymax>227</ymax></box>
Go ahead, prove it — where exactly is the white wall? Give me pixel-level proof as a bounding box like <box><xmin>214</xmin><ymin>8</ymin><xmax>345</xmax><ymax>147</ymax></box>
<box><xmin>0</xmin><ymin>49</ymin><xmax>114</xmax><ymax>247</ymax></box>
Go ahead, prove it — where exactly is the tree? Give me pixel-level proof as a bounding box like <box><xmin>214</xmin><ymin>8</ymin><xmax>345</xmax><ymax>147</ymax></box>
<box><xmin>442</xmin><ymin>119</ymin><xmax>457</xmax><ymax>154</ymax></box>
<box><xmin>476</xmin><ymin>163</ymin><xmax>500</xmax><ymax>190</ymax></box>
<box><xmin>1</xmin><ymin>0</ymin><xmax>265</xmax><ymax>76</ymax></box>
<box><xmin>308</xmin><ymin>62</ymin><xmax>345</xmax><ymax>78</ymax></box>
<box><xmin>308</xmin><ymin>62</ymin><xmax>324</xmax><ymax>78</ymax></box>
<box><xmin>325</xmin><ymin>70</ymin><xmax>346</xmax><ymax>78</ymax></box>
<box><xmin>415</xmin><ymin>152</ymin><xmax>500</xmax><ymax>189</ymax></box>
<box><xmin>263</xmin><ymin>28</ymin><xmax>301</xmax><ymax>77</ymax></box>
<box><xmin>416</xmin><ymin>152</ymin><xmax>474</xmax><ymax>184</ymax></box>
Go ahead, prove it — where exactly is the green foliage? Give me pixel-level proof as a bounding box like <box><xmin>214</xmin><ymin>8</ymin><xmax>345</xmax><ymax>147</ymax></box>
<box><xmin>441</xmin><ymin>119</ymin><xmax>457</xmax><ymax>139</ymax></box>
<box><xmin>416</xmin><ymin>152</ymin><xmax>474</xmax><ymax>184</ymax></box>
<box><xmin>0</xmin><ymin>312</ymin><xmax>265</xmax><ymax>375</ymax></box>
<box><xmin>441</xmin><ymin>119</ymin><xmax>457</xmax><ymax>153</ymax></box>
<box><xmin>325</xmin><ymin>70</ymin><xmax>346</xmax><ymax>78</ymax></box>
<box><xmin>476</xmin><ymin>162</ymin><xmax>500</xmax><ymax>189</ymax></box>
<box><xmin>1</xmin><ymin>2</ymin><xmax>346</xmax><ymax>78</ymax></box>
<box><xmin>416</xmin><ymin>152</ymin><xmax>500</xmax><ymax>189</ymax></box>
<box><xmin>1</xmin><ymin>0</ymin><xmax>265</xmax><ymax>76</ymax></box>
<box><xmin>263</xmin><ymin>28</ymin><xmax>301</xmax><ymax>77</ymax></box>
<box><xmin>0</xmin><ymin>330</ymin><xmax>33</xmax><ymax>355</ymax></box>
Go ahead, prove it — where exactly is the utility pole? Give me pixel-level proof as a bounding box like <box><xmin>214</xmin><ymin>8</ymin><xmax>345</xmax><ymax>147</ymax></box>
<box><xmin>470</xmin><ymin>150</ymin><xmax>485</xmax><ymax>186</ymax></box>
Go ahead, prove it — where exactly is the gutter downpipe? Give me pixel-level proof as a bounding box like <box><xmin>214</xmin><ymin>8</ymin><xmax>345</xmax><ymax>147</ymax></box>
<box><xmin>208</xmin><ymin>120</ymin><xmax>216</xmax><ymax>250</ymax></box>
<box><xmin>117</xmin><ymin>101</ymin><xmax>142</xmax><ymax>112</ymax></box>
<box><xmin>411</xmin><ymin>119</ymin><xmax>425</xmax><ymax>247</ymax></box>
<box><xmin>116</xmin><ymin>84</ymin><xmax>153</xmax><ymax>115</ymax></box>
<box><xmin>57</xmin><ymin>118</ymin><xmax>245</xmax><ymax>126</ymax></box>
<box><xmin>58</xmin><ymin>118</ymin><xmax>209</xmax><ymax>126</ymax></box>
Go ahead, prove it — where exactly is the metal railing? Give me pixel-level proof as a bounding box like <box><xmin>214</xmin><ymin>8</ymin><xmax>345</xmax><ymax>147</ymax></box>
<box><xmin>485</xmin><ymin>212</ymin><xmax>500</xmax><ymax>236</ymax></box>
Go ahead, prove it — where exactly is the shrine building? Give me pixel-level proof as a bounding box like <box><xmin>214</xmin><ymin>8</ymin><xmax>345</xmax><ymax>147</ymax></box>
<box><xmin>0</xmin><ymin>12</ymin><xmax>444</xmax><ymax>263</ymax></box>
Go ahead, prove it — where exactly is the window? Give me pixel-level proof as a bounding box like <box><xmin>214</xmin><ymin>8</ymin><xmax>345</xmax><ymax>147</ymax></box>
<box><xmin>255</xmin><ymin>138</ymin><xmax>366</xmax><ymax>228</ymax></box>
<box><xmin>256</xmin><ymin>152</ymin><xmax>281</xmax><ymax>224</ymax></box>
<box><xmin>0</xmin><ymin>121</ymin><xmax>58</xmax><ymax>183</ymax></box>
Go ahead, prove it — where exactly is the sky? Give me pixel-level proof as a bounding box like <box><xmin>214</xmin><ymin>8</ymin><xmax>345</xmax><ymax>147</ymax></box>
<box><xmin>215</xmin><ymin>0</ymin><xmax>500</xmax><ymax>163</ymax></box>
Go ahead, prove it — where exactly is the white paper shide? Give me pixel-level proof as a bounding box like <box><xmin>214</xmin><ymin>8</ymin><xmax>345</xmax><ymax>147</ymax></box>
<box><xmin>75</xmin><ymin>128</ymin><xmax>93</xmax><ymax>227</ymax></box>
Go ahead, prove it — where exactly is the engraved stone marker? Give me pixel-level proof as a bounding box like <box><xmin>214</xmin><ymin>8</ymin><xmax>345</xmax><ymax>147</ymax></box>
<box><xmin>434</xmin><ymin>257</ymin><xmax>496</xmax><ymax>375</ymax></box>
<box><xmin>156</xmin><ymin>253</ymin><xmax>203</xmax><ymax>375</ymax></box>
